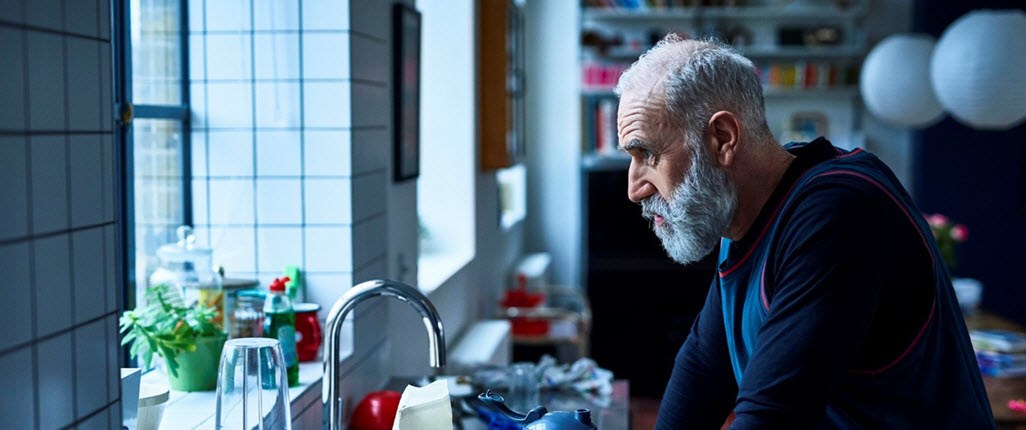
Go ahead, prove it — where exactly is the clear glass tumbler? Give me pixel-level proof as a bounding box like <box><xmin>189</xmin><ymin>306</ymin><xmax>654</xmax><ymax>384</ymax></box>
<box><xmin>216</xmin><ymin>338</ymin><xmax>292</xmax><ymax>430</ymax></box>
<box><xmin>507</xmin><ymin>362</ymin><xmax>540</xmax><ymax>413</ymax></box>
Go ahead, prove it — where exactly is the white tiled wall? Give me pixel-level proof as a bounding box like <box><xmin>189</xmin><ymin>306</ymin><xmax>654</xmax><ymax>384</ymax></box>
<box><xmin>0</xmin><ymin>1</ymin><xmax>122</xmax><ymax>428</ymax></box>
<box><xmin>190</xmin><ymin>1</ymin><xmax>396</xmax><ymax>426</ymax></box>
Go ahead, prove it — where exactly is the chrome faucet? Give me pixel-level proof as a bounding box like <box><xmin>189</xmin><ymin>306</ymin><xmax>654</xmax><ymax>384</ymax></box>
<box><xmin>322</xmin><ymin>279</ymin><xmax>446</xmax><ymax>430</ymax></box>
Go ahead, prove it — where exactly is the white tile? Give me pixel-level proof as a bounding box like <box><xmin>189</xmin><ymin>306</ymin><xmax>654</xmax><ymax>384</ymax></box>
<box><xmin>98</xmin><ymin>0</ymin><xmax>110</xmax><ymax>40</ymax></box>
<box><xmin>304</xmin><ymin>226</ymin><xmax>352</xmax><ymax>272</ymax></box>
<box><xmin>106</xmin><ymin>315</ymin><xmax>120</xmax><ymax>401</ymax></box>
<box><xmin>99</xmin><ymin>44</ymin><xmax>112</xmax><ymax>131</ymax></box>
<box><xmin>302</xmin><ymin>32</ymin><xmax>350</xmax><ymax>80</ymax></box>
<box><xmin>192</xmin><ymin>178</ymin><xmax>209</xmax><ymax>225</ymax></box>
<box><xmin>206</xmin><ymin>82</ymin><xmax>253</xmax><ymax>128</ymax></box>
<box><xmin>189</xmin><ymin>34</ymin><xmax>206</xmax><ymax>80</ymax></box>
<box><xmin>255</xmin><ymin>81</ymin><xmax>301</xmax><ymax>128</ymax></box>
<box><xmin>191</xmin><ymin>131</ymin><xmax>208</xmax><ymax>177</ymax></box>
<box><xmin>304</xmin><ymin>273</ymin><xmax>352</xmax><ymax>320</ymax></box>
<box><xmin>255</xmin><ymin>178</ymin><xmax>302</xmax><ymax>224</ymax></box>
<box><xmin>254</xmin><ymin>33</ymin><xmax>300</xmax><ymax>80</ymax></box>
<box><xmin>352</xmin><ymin>215</ymin><xmax>386</xmax><ymax>268</ymax></box>
<box><xmin>207</xmin><ymin>130</ymin><xmax>253</xmax><ymax>177</ymax></box>
<box><xmin>205</xmin><ymin>33</ymin><xmax>252</xmax><ymax>80</ymax></box>
<box><xmin>34</xmin><ymin>235</ymin><xmax>73</xmax><ymax>336</ymax></box>
<box><xmin>254</xmin><ymin>0</ymin><xmax>299</xmax><ymax>30</ymax></box>
<box><xmin>65</xmin><ymin>0</ymin><xmax>99</xmax><ymax>37</ymax></box>
<box><xmin>0</xmin><ymin>137</ymin><xmax>29</xmax><ymax>241</ymax></box>
<box><xmin>101</xmin><ymin>135</ymin><xmax>115</xmax><ymax>223</ymax></box>
<box><xmin>38</xmin><ymin>333</ymin><xmax>74</xmax><ymax>429</ymax></box>
<box><xmin>108</xmin><ymin>401</ymin><xmax>122</xmax><ymax>430</ymax></box>
<box><xmin>190</xmin><ymin>82</ymin><xmax>207</xmax><ymax>128</ymax></box>
<box><xmin>304</xmin><ymin>178</ymin><xmax>351</xmax><ymax>224</ymax></box>
<box><xmin>352</xmin><ymin>171</ymin><xmax>386</xmax><ymax>222</ymax></box>
<box><xmin>30</xmin><ymin>135</ymin><xmax>68</xmax><ymax>234</ymax></box>
<box><xmin>0</xmin><ymin>0</ymin><xmax>23</xmax><ymax>23</ymax></box>
<box><xmin>208</xmin><ymin>178</ymin><xmax>255</xmax><ymax>225</ymax></box>
<box><xmin>257</xmin><ymin>227</ymin><xmax>303</xmax><ymax>273</ymax></box>
<box><xmin>350</xmin><ymin>0</ymin><xmax>389</xmax><ymax>40</ymax></box>
<box><xmin>0</xmin><ymin>243</ymin><xmax>32</xmax><ymax>350</ymax></box>
<box><xmin>188</xmin><ymin>0</ymin><xmax>204</xmax><ymax>32</ymax></box>
<box><xmin>350</xmin><ymin>33</ymin><xmax>388</xmax><ymax>83</ymax></box>
<box><xmin>27</xmin><ymin>32</ymin><xmax>65</xmax><ymax>131</ymax></box>
<box><xmin>351</xmin><ymin>129</ymin><xmax>388</xmax><ymax>175</ymax></box>
<box><xmin>302</xmin><ymin>81</ymin><xmax>350</xmax><ymax>128</ymax></box>
<box><xmin>72</xmin><ymin>227</ymin><xmax>106</xmax><ymax>324</ymax></box>
<box><xmin>256</xmin><ymin>130</ymin><xmax>301</xmax><ymax>176</ymax></box>
<box><xmin>206</xmin><ymin>0</ymin><xmax>251</xmax><ymax>32</ymax></box>
<box><xmin>209</xmin><ymin>226</ymin><xmax>257</xmax><ymax>273</ymax></box>
<box><xmin>104</xmin><ymin>226</ymin><xmax>118</xmax><ymax>314</ymax></box>
<box><xmin>67</xmin><ymin>38</ymin><xmax>102</xmax><ymax>131</ymax></box>
<box><xmin>0</xmin><ymin>29</ymin><xmax>26</xmax><ymax>130</ymax></box>
<box><xmin>75</xmin><ymin>319</ymin><xmax>108</xmax><ymax>419</ymax></box>
<box><xmin>304</xmin><ymin>130</ymin><xmax>350</xmax><ymax>176</ymax></box>
<box><xmin>351</xmin><ymin>83</ymin><xmax>388</xmax><ymax>128</ymax></box>
<box><xmin>25</xmin><ymin>0</ymin><xmax>62</xmax><ymax>30</ymax></box>
<box><xmin>69</xmin><ymin>134</ymin><xmax>104</xmax><ymax>228</ymax></box>
<box><xmin>302</xmin><ymin>0</ymin><xmax>349</xmax><ymax>30</ymax></box>
<box><xmin>78</xmin><ymin>407</ymin><xmax>110</xmax><ymax>430</ymax></box>
<box><xmin>0</xmin><ymin>347</ymin><xmax>35</xmax><ymax>430</ymax></box>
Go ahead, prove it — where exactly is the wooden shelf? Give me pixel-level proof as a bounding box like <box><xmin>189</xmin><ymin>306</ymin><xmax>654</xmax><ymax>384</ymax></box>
<box><xmin>581</xmin><ymin>152</ymin><xmax>630</xmax><ymax>171</ymax></box>
<box><xmin>590</xmin><ymin>44</ymin><xmax>866</xmax><ymax>61</ymax></box>
<box><xmin>582</xmin><ymin>3</ymin><xmax>867</xmax><ymax>21</ymax></box>
<box><xmin>582</xmin><ymin>86</ymin><xmax>859</xmax><ymax>98</ymax></box>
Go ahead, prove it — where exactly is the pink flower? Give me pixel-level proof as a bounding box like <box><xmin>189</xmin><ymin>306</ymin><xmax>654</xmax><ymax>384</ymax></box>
<box><xmin>926</xmin><ymin>213</ymin><xmax>950</xmax><ymax>227</ymax></box>
<box><xmin>951</xmin><ymin>224</ymin><xmax>969</xmax><ymax>242</ymax></box>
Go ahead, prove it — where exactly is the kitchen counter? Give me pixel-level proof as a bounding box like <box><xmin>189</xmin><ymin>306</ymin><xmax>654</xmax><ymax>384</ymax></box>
<box><xmin>141</xmin><ymin>361</ymin><xmax>324</xmax><ymax>429</ymax></box>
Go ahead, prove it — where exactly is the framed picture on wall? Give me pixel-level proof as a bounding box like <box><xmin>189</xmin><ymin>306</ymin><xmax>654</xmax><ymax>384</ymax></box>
<box><xmin>393</xmin><ymin>3</ymin><xmax>421</xmax><ymax>182</ymax></box>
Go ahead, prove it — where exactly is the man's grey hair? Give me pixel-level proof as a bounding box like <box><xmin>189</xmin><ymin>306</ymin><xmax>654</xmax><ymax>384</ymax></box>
<box><xmin>614</xmin><ymin>35</ymin><xmax>773</xmax><ymax>149</ymax></box>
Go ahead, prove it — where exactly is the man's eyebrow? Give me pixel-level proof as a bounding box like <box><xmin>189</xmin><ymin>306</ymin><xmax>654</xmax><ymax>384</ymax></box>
<box><xmin>619</xmin><ymin>139</ymin><xmax>652</xmax><ymax>152</ymax></box>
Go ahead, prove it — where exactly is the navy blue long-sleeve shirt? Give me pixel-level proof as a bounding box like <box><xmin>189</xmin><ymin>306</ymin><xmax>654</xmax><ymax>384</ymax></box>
<box><xmin>655</xmin><ymin>139</ymin><xmax>993</xmax><ymax>429</ymax></box>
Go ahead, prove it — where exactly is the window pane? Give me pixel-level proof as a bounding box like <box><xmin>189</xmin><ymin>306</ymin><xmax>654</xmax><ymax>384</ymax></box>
<box><xmin>131</xmin><ymin>0</ymin><xmax>182</xmax><ymax>104</ymax></box>
<box><xmin>132</xmin><ymin>119</ymin><xmax>185</xmax><ymax>299</ymax></box>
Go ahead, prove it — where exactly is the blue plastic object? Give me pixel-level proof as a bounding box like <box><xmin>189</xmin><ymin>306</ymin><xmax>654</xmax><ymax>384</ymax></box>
<box><xmin>477</xmin><ymin>391</ymin><xmax>598</xmax><ymax>430</ymax></box>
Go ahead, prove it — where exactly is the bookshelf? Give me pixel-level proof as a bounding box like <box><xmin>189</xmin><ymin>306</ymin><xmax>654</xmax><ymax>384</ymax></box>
<box><xmin>578</xmin><ymin>0</ymin><xmax>869</xmax><ymax>156</ymax></box>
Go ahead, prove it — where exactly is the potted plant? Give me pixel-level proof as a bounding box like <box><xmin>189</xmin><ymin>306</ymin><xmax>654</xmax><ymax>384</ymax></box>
<box><xmin>120</xmin><ymin>283</ymin><xmax>227</xmax><ymax>391</ymax></box>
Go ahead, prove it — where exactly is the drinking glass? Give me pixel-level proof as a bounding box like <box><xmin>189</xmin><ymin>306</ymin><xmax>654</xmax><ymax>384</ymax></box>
<box><xmin>216</xmin><ymin>338</ymin><xmax>292</xmax><ymax>429</ymax></box>
<box><xmin>507</xmin><ymin>362</ymin><xmax>541</xmax><ymax>413</ymax></box>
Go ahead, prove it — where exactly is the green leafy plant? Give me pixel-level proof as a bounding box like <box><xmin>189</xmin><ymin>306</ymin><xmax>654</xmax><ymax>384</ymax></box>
<box><xmin>119</xmin><ymin>284</ymin><xmax>222</xmax><ymax>377</ymax></box>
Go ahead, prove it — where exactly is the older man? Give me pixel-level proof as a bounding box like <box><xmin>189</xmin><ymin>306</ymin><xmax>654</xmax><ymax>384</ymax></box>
<box><xmin>615</xmin><ymin>36</ymin><xmax>993</xmax><ymax>429</ymax></box>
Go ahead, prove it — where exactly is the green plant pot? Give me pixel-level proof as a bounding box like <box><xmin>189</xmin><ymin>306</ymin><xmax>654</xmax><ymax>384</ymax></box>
<box><xmin>166</xmin><ymin>333</ymin><xmax>227</xmax><ymax>392</ymax></box>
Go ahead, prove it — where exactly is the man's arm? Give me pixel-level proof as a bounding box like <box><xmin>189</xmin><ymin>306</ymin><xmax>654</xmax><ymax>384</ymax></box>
<box><xmin>656</xmin><ymin>277</ymin><xmax>738</xmax><ymax>430</ymax></box>
<box><xmin>730</xmin><ymin>182</ymin><xmax>900</xmax><ymax>429</ymax></box>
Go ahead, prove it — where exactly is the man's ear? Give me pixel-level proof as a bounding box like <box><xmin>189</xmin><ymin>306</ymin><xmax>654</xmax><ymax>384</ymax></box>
<box><xmin>707</xmin><ymin>111</ymin><xmax>741</xmax><ymax>167</ymax></box>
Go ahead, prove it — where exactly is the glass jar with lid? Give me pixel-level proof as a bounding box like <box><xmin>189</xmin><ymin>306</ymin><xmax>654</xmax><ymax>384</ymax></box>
<box><xmin>230</xmin><ymin>289</ymin><xmax>266</xmax><ymax>338</ymax></box>
<box><xmin>148</xmin><ymin>226</ymin><xmax>225</xmax><ymax>331</ymax></box>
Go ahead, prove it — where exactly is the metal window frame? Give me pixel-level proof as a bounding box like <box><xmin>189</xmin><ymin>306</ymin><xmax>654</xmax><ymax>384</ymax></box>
<box><xmin>114</xmin><ymin>0</ymin><xmax>192</xmax><ymax>337</ymax></box>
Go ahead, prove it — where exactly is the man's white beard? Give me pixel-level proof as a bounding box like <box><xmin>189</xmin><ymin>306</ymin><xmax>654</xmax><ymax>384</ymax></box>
<box><xmin>641</xmin><ymin>143</ymin><xmax>738</xmax><ymax>264</ymax></box>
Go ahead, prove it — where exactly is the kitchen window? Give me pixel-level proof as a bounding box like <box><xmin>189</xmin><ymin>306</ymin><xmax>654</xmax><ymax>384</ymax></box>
<box><xmin>417</xmin><ymin>0</ymin><xmax>475</xmax><ymax>291</ymax></box>
<box><xmin>115</xmin><ymin>0</ymin><xmax>191</xmax><ymax>309</ymax></box>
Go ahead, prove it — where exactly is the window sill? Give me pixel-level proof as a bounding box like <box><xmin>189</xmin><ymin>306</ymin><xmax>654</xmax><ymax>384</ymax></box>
<box><xmin>141</xmin><ymin>361</ymin><xmax>324</xmax><ymax>429</ymax></box>
<box><xmin>418</xmin><ymin>249</ymin><xmax>474</xmax><ymax>295</ymax></box>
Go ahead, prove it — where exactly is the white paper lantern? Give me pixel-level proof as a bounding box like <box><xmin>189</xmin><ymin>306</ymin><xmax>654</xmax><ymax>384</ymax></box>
<box><xmin>860</xmin><ymin>34</ymin><xmax>944</xmax><ymax>128</ymax></box>
<box><xmin>931</xmin><ymin>10</ymin><xmax>1026</xmax><ymax>130</ymax></box>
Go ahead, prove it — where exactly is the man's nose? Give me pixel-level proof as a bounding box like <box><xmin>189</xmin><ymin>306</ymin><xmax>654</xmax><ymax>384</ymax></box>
<box><xmin>627</xmin><ymin>161</ymin><xmax>656</xmax><ymax>203</ymax></box>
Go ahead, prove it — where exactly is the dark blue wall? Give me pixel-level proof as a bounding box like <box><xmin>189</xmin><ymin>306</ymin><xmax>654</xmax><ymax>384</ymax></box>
<box><xmin>912</xmin><ymin>1</ymin><xmax>1026</xmax><ymax>325</ymax></box>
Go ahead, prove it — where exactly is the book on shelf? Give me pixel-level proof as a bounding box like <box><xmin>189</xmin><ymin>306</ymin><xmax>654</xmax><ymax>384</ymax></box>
<box><xmin>976</xmin><ymin>350</ymin><xmax>1026</xmax><ymax>378</ymax></box>
<box><xmin>582</xmin><ymin>94</ymin><xmax>621</xmax><ymax>155</ymax></box>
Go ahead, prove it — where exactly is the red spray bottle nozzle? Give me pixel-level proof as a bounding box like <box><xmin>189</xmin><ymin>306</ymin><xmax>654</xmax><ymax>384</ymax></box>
<box><xmin>269</xmin><ymin>276</ymin><xmax>291</xmax><ymax>292</ymax></box>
